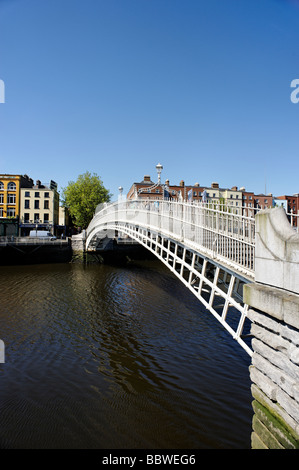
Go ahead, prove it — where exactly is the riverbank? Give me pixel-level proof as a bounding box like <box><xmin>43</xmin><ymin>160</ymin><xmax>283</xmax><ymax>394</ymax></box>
<box><xmin>0</xmin><ymin>242</ymin><xmax>73</xmax><ymax>265</ymax></box>
<box><xmin>0</xmin><ymin>238</ymin><xmax>154</xmax><ymax>266</ymax></box>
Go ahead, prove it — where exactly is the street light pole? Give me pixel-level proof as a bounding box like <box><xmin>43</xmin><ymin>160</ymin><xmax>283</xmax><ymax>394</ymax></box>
<box><xmin>137</xmin><ymin>163</ymin><xmax>165</xmax><ymax>198</ymax></box>
<box><xmin>156</xmin><ymin>163</ymin><xmax>163</xmax><ymax>185</ymax></box>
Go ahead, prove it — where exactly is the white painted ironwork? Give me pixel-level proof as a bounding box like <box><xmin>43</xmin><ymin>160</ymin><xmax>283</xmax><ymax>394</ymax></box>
<box><xmin>86</xmin><ymin>199</ymin><xmax>256</xmax><ymax>356</ymax></box>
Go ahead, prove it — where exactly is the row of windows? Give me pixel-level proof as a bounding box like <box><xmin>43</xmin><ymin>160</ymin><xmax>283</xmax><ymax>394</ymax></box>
<box><xmin>0</xmin><ymin>196</ymin><xmax>51</xmax><ymax>208</ymax></box>
<box><xmin>0</xmin><ymin>194</ymin><xmax>16</xmax><ymax>204</ymax></box>
<box><xmin>23</xmin><ymin>213</ymin><xmax>51</xmax><ymax>223</ymax></box>
<box><xmin>0</xmin><ymin>208</ymin><xmax>52</xmax><ymax>220</ymax></box>
<box><xmin>256</xmin><ymin>199</ymin><xmax>269</xmax><ymax>204</ymax></box>
<box><xmin>24</xmin><ymin>191</ymin><xmax>50</xmax><ymax>198</ymax></box>
<box><xmin>0</xmin><ymin>207</ymin><xmax>15</xmax><ymax>217</ymax></box>
<box><xmin>0</xmin><ymin>181</ymin><xmax>16</xmax><ymax>190</ymax></box>
<box><xmin>0</xmin><ymin>184</ymin><xmax>51</xmax><ymax>198</ymax></box>
<box><xmin>147</xmin><ymin>188</ymin><xmax>244</xmax><ymax>199</ymax></box>
<box><xmin>24</xmin><ymin>200</ymin><xmax>49</xmax><ymax>209</ymax></box>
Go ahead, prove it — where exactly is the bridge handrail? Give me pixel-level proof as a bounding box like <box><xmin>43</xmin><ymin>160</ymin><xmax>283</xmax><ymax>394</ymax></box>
<box><xmin>87</xmin><ymin>198</ymin><xmax>256</xmax><ymax>278</ymax></box>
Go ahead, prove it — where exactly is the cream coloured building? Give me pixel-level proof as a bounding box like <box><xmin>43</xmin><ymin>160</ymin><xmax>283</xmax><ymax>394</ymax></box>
<box><xmin>19</xmin><ymin>180</ymin><xmax>59</xmax><ymax>236</ymax></box>
<box><xmin>220</xmin><ymin>186</ymin><xmax>243</xmax><ymax>214</ymax></box>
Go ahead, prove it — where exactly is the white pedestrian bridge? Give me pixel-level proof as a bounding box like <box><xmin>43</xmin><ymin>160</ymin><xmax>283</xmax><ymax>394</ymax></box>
<box><xmin>82</xmin><ymin>196</ymin><xmax>299</xmax><ymax>448</ymax></box>
<box><xmin>86</xmin><ymin>199</ymin><xmax>257</xmax><ymax>356</ymax></box>
<box><xmin>85</xmin><ymin>199</ymin><xmax>299</xmax><ymax>357</ymax></box>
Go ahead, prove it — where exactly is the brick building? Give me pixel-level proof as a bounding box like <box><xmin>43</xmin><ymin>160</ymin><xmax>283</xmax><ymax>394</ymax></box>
<box><xmin>127</xmin><ymin>176</ymin><xmax>244</xmax><ymax>214</ymax></box>
<box><xmin>254</xmin><ymin>194</ymin><xmax>273</xmax><ymax>210</ymax></box>
<box><xmin>126</xmin><ymin>173</ymin><xmax>298</xmax><ymax>223</ymax></box>
<box><xmin>276</xmin><ymin>194</ymin><xmax>299</xmax><ymax>227</ymax></box>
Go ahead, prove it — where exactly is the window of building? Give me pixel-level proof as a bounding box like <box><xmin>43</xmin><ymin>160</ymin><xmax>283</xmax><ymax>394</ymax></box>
<box><xmin>24</xmin><ymin>213</ymin><xmax>30</xmax><ymax>223</ymax></box>
<box><xmin>0</xmin><ymin>181</ymin><xmax>4</xmax><ymax>190</ymax></box>
<box><xmin>44</xmin><ymin>213</ymin><xmax>49</xmax><ymax>223</ymax></box>
<box><xmin>0</xmin><ymin>194</ymin><xmax>3</xmax><ymax>204</ymax></box>
<box><xmin>0</xmin><ymin>207</ymin><xmax>3</xmax><ymax>217</ymax></box>
<box><xmin>44</xmin><ymin>192</ymin><xmax>49</xmax><ymax>198</ymax></box>
<box><xmin>35</xmin><ymin>192</ymin><xmax>40</xmax><ymax>198</ymax></box>
<box><xmin>34</xmin><ymin>213</ymin><xmax>40</xmax><ymax>223</ymax></box>
<box><xmin>7</xmin><ymin>194</ymin><xmax>16</xmax><ymax>204</ymax></box>
<box><xmin>7</xmin><ymin>182</ymin><xmax>16</xmax><ymax>191</ymax></box>
<box><xmin>44</xmin><ymin>200</ymin><xmax>49</xmax><ymax>209</ymax></box>
<box><xmin>7</xmin><ymin>208</ymin><xmax>16</xmax><ymax>217</ymax></box>
<box><xmin>25</xmin><ymin>191</ymin><xmax>30</xmax><ymax>197</ymax></box>
<box><xmin>34</xmin><ymin>200</ymin><xmax>40</xmax><ymax>209</ymax></box>
<box><xmin>25</xmin><ymin>200</ymin><xmax>30</xmax><ymax>209</ymax></box>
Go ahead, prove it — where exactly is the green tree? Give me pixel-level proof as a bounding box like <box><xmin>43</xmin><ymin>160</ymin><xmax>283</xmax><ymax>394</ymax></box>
<box><xmin>62</xmin><ymin>172</ymin><xmax>111</xmax><ymax>228</ymax></box>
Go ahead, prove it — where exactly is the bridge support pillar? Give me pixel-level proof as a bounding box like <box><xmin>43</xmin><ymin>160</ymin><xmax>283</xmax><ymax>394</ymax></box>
<box><xmin>244</xmin><ymin>283</ymin><xmax>299</xmax><ymax>449</ymax></box>
<box><xmin>244</xmin><ymin>207</ymin><xmax>299</xmax><ymax>449</ymax></box>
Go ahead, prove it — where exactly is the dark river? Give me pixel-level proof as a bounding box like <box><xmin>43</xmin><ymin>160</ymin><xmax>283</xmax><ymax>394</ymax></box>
<box><xmin>0</xmin><ymin>259</ymin><xmax>252</xmax><ymax>449</ymax></box>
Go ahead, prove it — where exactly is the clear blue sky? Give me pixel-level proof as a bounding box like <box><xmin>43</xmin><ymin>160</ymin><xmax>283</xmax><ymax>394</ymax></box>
<box><xmin>1</xmin><ymin>0</ymin><xmax>299</xmax><ymax>200</ymax></box>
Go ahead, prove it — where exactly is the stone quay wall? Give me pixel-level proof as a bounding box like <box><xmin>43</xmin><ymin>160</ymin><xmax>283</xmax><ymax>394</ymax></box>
<box><xmin>244</xmin><ymin>207</ymin><xmax>299</xmax><ymax>449</ymax></box>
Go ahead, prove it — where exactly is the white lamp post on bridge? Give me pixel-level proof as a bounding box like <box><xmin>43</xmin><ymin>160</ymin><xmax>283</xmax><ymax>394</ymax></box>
<box><xmin>135</xmin><ymin>163</ymin><xmax>170</xmax><ymax>199</ymax></box>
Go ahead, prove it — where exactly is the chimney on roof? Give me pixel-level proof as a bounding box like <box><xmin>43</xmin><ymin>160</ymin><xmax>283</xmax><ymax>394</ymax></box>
<box><xmin>231</xmin><ymin>186</ymin><xmax>238</xmax><ymax>191</ymax></box>
<box><xmin>180</xmin><ymin>180</ymin><xmax>184</xmax><ymax>187</ymax></box>
<box><xmin>211</xmin><ymin>182</ymin><xmax>219</xmax><ymax>189</ymax></box>
<box><xmin>143</xmin><ymin>175</ymin><xmax>151</xmax><ymax>182</ymax></box>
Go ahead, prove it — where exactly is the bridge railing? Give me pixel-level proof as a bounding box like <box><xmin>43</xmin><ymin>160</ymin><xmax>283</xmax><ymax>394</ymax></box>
<box><xmin>88</xmin><ymin>198</ymin><xmax>256</xmax><ymax>278</ymax></box>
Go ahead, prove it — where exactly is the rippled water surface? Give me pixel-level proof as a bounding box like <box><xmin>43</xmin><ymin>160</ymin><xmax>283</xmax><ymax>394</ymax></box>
<box><xmin>0</xmin><ymin>260</ymin><xmax>252</xmax><ymax>449</ymax></box>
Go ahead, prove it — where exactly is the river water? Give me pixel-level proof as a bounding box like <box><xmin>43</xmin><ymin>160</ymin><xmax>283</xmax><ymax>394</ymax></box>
<box><xmin>0</xmin><ymin>259</ymin><xmax>252</xmax><ymax>449</ymax></box>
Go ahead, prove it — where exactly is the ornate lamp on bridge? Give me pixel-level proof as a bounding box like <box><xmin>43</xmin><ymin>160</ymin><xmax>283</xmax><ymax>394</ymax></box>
<box><xmin>156</xmin><ymin>163</ymin><xmax>163</xmax><ymax>185</ymax></box>
<box><xmin>118</xmin><ymin>186</ymin><xmax>124</xmax><ymax>202</ymax></box>
<box><xmin>135</xmin><ymin>163</ymin><xmax>170</xmax><ymax>199</ymax></box>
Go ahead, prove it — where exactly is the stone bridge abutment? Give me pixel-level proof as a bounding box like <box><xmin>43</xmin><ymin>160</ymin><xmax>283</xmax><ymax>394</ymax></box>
<box><xmin>244</xmin><ymin>208</ymin><xmax>299</xmax><ymax>449</ymax></box>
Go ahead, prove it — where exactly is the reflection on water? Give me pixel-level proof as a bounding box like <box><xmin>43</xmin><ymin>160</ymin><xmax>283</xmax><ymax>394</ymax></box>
<box><xmin>0</xmin><ymin>260</ymin><xmax>252</xmax><ymax>449</ymax></box>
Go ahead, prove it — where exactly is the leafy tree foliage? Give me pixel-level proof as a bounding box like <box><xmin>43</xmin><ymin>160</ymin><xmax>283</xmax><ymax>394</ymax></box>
<box><xmin>62</xmin><ymin>172</ymin><xmax>111</xmax><ymax>228</ymax></box>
